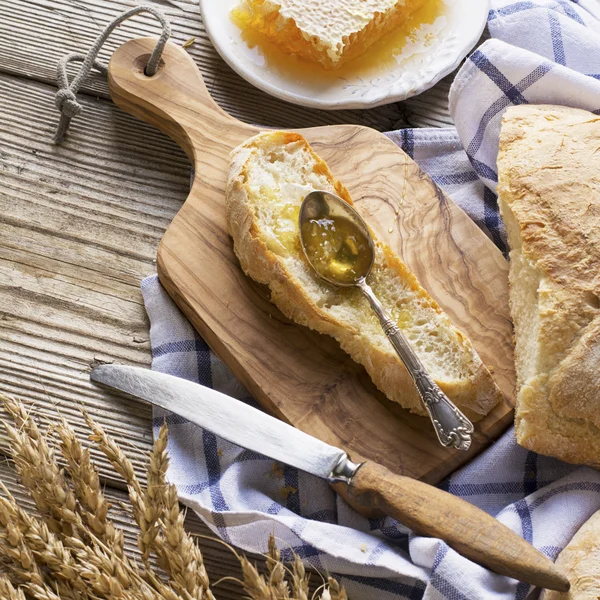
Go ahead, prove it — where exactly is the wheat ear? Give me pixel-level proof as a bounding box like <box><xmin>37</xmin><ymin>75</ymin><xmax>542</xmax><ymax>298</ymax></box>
<box><xmin>2</xmin><ymin>397</ymin><xmax>80</xmax><ymax>539</ymax></box>
<box><xmin>3</xmin><ymin>398</ymin><xmax>179</xmax><ymax>600</ymax></box>
<box><xmin>140</xmin><ymin>421</ymin><xmax>169</xmax><ymax>560</ymax></box>
<box><xmin>56</xmin><ymin>419</ymin><xmax>124</xmax><ymax>556</ymax></box>
<box><xmin>0</xmin><ymin>576</ymin><xmax>26</xmax><ymax>600</ymax></box>
<box><xmin>266</xmin><ymin>533</ymin><xmax>290</xmax><ymax>597</ymax></box>
<box><xmin>154</xmin><ymin>483</ymin><xmax>215</xmax><ymax>600</ymax></box>
<box><xmin>84</xmin><ymin>412</ymin><xmax>143</xmax><ymax>494</ymax></box>
<box><xmin>0</xmin><ymin>396</ymin><xmax>348</xmax><ymax>600</ymax></box>
<box><xmin>85</xmin><ymin>414</ymin><xmax>194</xmax><ymax>600</ymax></box>
<box><xmin>240</xmin><ymin>555</ymin><xmax>274</xmax><ymax>600</ymax></box>
<box><xmin>0</xmin><ymin>492</ymin><xmax>88</xmax><ymax>599</ymax></box>
<box><xmin>325</xmin><ymin>578</ymin><xmax>348</xmax><ymax>600</ymax></box>
<box><xmin>291</xmin><ymin>554</ymin><xmax>310</xmax><ymax>600</ymax></box>
<box><xmin>0</xmin><ymin>496</ymin><xmax>63</xmax><ymax>600</ymax></box>
<box><xmin>84</xmin><ymin>413</ymin><xmax>157</xmax><ymax>560</ymax></box>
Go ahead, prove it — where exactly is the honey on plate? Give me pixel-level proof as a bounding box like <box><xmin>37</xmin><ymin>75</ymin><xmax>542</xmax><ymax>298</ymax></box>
<box><xmin>231</xmin><ymin>0</ymin><xmax>445</xmax><ymax>82</ymax></box>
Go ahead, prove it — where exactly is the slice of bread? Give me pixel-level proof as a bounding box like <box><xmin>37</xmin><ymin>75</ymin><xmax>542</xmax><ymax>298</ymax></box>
<box><xmin>232</xmin><ymin>0</ymin><xmax>427</xmax><ymax>69</ymax></box>
<box><xmin>497</xmin><ymin>104</ymin><xmax>600</xmax><ymax>467</ymax></box>
<box><xmin>226</xmin><ymin>131</ymin><xmax>502</xmax><ymax>421</ymax></box>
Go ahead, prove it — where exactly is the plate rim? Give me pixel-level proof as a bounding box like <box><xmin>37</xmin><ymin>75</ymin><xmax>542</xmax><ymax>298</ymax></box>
<box><xmin>199</xmin><ymin>0</ymin><xmax>490</xmax><ymax>110</ymax></box>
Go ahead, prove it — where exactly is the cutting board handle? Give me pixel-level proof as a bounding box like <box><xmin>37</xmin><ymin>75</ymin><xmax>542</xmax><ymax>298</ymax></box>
<box><xmin>108</xmin><ymin>38</ymin><xmax>246</xmax><ymax>162</ymax></box>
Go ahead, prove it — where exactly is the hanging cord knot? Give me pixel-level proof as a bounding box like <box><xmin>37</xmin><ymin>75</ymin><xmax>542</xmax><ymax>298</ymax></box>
<box><xmin>55</xmin><ymin>85</ymin><xmax>82</xmax><ymax>117</ymax></box>
<box><xmin>53</xmin><ymin>5</ymin><xmax>171</xmax><ymax>144</ymax></box>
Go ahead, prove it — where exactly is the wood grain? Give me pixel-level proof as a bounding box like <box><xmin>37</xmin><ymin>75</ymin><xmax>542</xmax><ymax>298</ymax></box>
<box><xmin>0</xmin><ymin>71</ymin><xmax>191</xmax><ymax>486</ymax></box>
<box><xmin>348</xmin><ymin>462</ymin><xmax>569</xmax><ymax>591</ymax></box>
<box><xmin>106</xmin><ymin>38</ymin><xmax>515</xmax><ymax>488</ymax></box>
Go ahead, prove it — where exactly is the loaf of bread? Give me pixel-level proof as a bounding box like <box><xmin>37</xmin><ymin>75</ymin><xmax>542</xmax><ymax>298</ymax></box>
<box><xmin>541</xmin><ymin>510</ymin><xmax>600</xmax><ymax>600</ymax></box>
<box><xmin>226</xmin><ymin>131</ymin><xmax>502</xmax><ymax>420</ymax></box>
<box><xmin>497</xmin><ymin>105</ymin><xmax>600</xmax><ymax>466</ymax></box>
<box><xmin>232</xmin><ymin>0</ymin><xmax>427</xmax><ymax>69</ymax></box>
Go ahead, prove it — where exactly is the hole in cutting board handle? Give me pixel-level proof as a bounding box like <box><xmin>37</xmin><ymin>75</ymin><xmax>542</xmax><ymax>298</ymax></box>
<box><xmin>108</xmin><ymin>38</ymin><xmax>242</xmax><ymax>161</ymax></box>
<box><xmin>136</xmin><ymin>53</ymin><xmax>166</xmax><ymax>78</ymax></box>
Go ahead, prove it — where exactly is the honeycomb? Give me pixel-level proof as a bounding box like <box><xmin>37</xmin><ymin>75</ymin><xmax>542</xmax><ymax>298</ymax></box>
<box><xmin>232</xmin><ymin>0</ymin><xmax>428</xmax><ymax>69</ymax></box>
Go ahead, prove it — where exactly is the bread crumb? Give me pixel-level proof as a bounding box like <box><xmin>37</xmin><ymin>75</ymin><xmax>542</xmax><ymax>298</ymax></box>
<box><xmin>280</xmin><ymin>486</ymin><xmax>297</xmax><ymax>499</ymax></box>
<box><xmin>271</xmin><ymin>462</ymin><xmax>284</xmax><ymax>479</ymax></box>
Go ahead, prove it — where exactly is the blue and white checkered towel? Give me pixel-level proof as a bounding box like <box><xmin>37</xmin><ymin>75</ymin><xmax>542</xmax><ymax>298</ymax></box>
<box><xmin>142</xmin><ymin>1</ymin><xmax>600</xmax><ymax>598</ymax></box>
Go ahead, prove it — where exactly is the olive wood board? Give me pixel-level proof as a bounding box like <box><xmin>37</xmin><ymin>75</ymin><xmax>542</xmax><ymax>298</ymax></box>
<box><xmin>107</xmin><ymin>38</ymin><xmax>515</xmax><ymax>485</ymax></box>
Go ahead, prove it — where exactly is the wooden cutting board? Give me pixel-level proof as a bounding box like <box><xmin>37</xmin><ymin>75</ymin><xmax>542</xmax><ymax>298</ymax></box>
<box><xmin>107</xmin><ymin>38</ymin><xmax>515</xmax><ymax>485</ymax></box>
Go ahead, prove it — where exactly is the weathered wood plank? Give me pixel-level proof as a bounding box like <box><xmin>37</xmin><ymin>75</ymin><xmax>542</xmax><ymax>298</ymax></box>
<box><xmin>0</xmin><ymin>70</ymin><xmax>276</xmax><ymax>589</ymax></box>
<box><xmin>0</xmin><ymin>71</ymin><xmax>192</xmax><ymax>484</ymax></box>
<box><xmin>0</xmin><ymin>0</ymin><xmax>414</xmax><ymax>130</ymax></box>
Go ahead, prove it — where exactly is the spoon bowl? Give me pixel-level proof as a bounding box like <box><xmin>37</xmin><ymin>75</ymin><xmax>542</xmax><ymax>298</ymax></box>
<box><xmin>299</xmin><ymin>191</ymin><xmax>375</xmax><ymax>288</ymax></box>
<box><xmin>298</xmin><ymin>190</ymin><xmax>475</xmax><ymax>451</ymax></box>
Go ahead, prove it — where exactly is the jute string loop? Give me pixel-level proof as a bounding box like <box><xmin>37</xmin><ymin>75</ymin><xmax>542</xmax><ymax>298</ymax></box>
<box><xmin>53</xmin><ymin>5</ymin><xmax>171</xmax><ymax>143</ymax></box>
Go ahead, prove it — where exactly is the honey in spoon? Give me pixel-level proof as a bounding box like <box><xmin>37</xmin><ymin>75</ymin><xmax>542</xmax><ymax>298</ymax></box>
<box><xmin>301</xmin><ymin>214</ymin><xmax>372</xmax><ymax>285</ymax></box>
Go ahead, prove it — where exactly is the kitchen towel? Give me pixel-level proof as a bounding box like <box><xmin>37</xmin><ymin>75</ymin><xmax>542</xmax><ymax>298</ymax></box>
<box><xmin>141</xmin><ymin>1</ymin><xmax>600</xmax><ymax>598</ymax></box>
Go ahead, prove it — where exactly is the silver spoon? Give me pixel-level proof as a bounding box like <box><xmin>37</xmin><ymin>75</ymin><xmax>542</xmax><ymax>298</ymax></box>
<box><xmin>299</xmin><ymin>190</ymin><xmax>474</xmax><ymax>451</ymax></box>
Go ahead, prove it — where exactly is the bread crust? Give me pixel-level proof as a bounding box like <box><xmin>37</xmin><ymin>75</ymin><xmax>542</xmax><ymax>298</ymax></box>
<box><xmin>541</xmin><ymin>510</ymin><xmax>600</xmax><ymax>600</ymax></box>
<box><xmin>498</xmin><ymin>104</ymin><xmax>600</xmax><ymax>466</ymax></box>
<box><xmin>226</xmin><ymin>131</ymin><xmax>502</xmax><ymax>420</ymax></box>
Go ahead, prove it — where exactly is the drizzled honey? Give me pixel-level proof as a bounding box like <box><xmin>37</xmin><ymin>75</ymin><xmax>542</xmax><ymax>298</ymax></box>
<box><xmin>231</xmin><ymin>0</ymin><xmax>445</xmax><ymax>82</ymax></box>
<box><xmin>301</xmin><ymin>215</ymin><xmax>372</xmax><ymax>284</ymax></box>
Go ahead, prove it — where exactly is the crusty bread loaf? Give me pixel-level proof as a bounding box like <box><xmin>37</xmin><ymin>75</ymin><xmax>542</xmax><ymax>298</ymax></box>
<box><xmin>226</xmin><ymin>131</ymin><xmax>502</xmax><ymax>420</ymax></box>
<box><xmin>497</xmin><ymin>104</ymin><xmax>600</xmax><ymax>466</ymax></box>
<box><xmin>541</xmin><ymin>510</ymin><xmax>600</xmax><ymax>600</ymax></box>
<box><xmin>232</xmin><ymin>0</ymin><xmax>427</xmax><ymax>69</ymax></box>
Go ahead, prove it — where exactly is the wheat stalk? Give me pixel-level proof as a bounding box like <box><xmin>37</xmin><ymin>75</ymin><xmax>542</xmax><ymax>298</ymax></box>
<box><xmin>0</xmin><ymin>494</ymin><xmax>64</xmax><ymax>600</ymax></box>
<box><xmin>3</xmin><ymin>400</ymin><xmax>80</xmax><ymax>539</ymax></box>
<box><xmin>56</xmin><ymin>419</ymin><xmax>124</xmax><ymax>556</ymax></box>
<box><xmin>267</xmin><ymin>533</ymin><xmax>290</xmax><ymax>598</ymax></box>
<box><xmin>0</xmin><ymin>394</ymin><xmax>346</xmax><ymax>600</ymax></box>
<box><xmin>141</xmin><ymin>421</ymin><xmax>169</xmax><ymax>560</ymax></box>
<box><xmin>0</xmin><ymin>491</ymin><xmax>88</xmax><ymax>598</ymax></box>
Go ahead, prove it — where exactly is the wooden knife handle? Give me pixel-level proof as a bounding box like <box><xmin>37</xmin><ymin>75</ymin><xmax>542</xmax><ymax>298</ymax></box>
<box><xmin>347</xmin><ymin>462</ymin><xmax>569</xmax><ymax>592</ymax></box>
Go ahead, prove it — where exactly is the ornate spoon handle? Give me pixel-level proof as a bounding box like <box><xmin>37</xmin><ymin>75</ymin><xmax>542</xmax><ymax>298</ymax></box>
<box><xmin>357</xmin><ymin>279</ymin><xmax>474</xmax><ymax>451</ymax></box>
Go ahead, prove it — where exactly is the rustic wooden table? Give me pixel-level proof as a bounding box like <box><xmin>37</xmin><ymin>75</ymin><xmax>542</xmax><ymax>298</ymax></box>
<box><xmin>0</xmin><ymin>1</ymin><xmax>456</xmax><ymax>596</ymax></box>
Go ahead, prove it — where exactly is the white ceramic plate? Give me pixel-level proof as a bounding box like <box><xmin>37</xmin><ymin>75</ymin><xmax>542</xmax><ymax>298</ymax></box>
<box><xmin>200</xmin><ymin>0</ymin><xmax>489</xmax><ymax>110</ymax></box>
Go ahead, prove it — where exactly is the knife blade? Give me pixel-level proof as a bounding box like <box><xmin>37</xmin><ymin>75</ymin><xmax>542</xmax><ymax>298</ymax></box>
<box><xmin>91</xmin><ymin>364</ymin><xmax>350</xmax><ymax>481</ymax></box>
<box><xmin>91</xmin><ymin>364</ymin><xmax>569</xmax><ymax>593</ymax></box>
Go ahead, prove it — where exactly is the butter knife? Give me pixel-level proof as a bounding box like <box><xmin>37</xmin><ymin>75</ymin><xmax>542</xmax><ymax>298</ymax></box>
<box><xmin>90</xmin><ymin>364</ymin><xmax>569</xmax><ymax>592</ymax></box>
